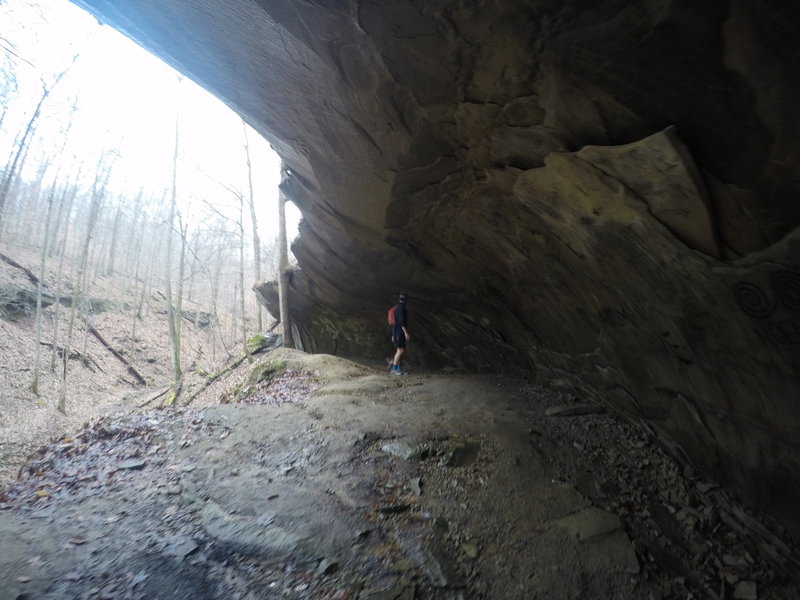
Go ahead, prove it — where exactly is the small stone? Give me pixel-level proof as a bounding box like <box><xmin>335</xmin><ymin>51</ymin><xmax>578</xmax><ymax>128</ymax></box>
<box><xmin>733</xmin><ymin>581</ymin><xmax>757</xmax><ymax>600</ymax></box>
<box><xmin>381</xmin><ymin>442</ymin><xmax>416</xmax><ymax>460</ymax></box>
<box><xmin>723</xmin><ymin>554</ymin><xmax>748</xmax><ymax>567</ymax></box>
<box><xmin>690</xmin><ymin>542</ymin><xmax>707</xmax><ymax>556</ymax></box>
<box><xmin>724</xmin><ymin>572</ymin><xmax>739</xmax><ymax>585</ymax></box>
<box><xmin>378</xmin><ymin>503</ymin><xmax>410</xmax><ymax>514</ymax></box>
<box><xmin>316</xmin><ymin>558</ymin><xmax>338</xmax><ymax>575</ymax></box>
<box><xmin>696</xmin><ymin>481</ymin><xmax>715</xmax><ymax>493</ymax></box>
<box><xmin>118</xmin><ymin>459</ymin><xmax>146</xmax><ymax>470</ymax></box>
<box><xmin>67</xmin><ymin>536</ymin><xmax>87</xmax><ymax>545</ymax></box>
<box><xmin>433</xmin><ymin>517</ymin><xmax>449</xmax><ymax>535</ymax></box>
<box><xmin>462</xmin><ymin>542</ymin><xmax>479</xmax><ymax>559</ymax></box>
<box><xmin>393</xmin><ymin>558</ymin><xmax>415</xmax><ymax>571</ymax></box>
<box><xmin>167</xmin><ymin>538</ymin><xmax>199</xmax><ymax>559</ymax></box>
<box><xmin>443</xmin><ymin>443</ymin><xmax>480</xmax><ymax>468</ymax></box>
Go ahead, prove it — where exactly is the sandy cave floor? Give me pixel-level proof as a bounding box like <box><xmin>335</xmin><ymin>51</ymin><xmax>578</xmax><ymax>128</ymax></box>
<box><xmin>0</xmin><ymin>349</ymin><xmax>798</xmax><ymax>600</ymax></box>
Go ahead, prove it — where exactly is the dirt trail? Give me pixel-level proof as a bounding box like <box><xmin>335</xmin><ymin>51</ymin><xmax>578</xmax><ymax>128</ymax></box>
<box><xmin>0</xmin><ymin>349</ymin><xmax>797</xmax><ymax>599</ymax></box>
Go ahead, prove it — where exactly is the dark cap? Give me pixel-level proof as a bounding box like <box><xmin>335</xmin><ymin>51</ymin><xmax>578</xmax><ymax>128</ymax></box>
<box><xmin>398</xmin><ymin>292</ymin><xmax>408</xmax><ymax>302</ymax></box>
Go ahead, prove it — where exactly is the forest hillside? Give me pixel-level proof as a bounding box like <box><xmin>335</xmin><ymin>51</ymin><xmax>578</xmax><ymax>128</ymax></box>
<box><xmin>0</xmin><ymin>240</ymin><xmax>271</xmax><ymax>486</ymax></box>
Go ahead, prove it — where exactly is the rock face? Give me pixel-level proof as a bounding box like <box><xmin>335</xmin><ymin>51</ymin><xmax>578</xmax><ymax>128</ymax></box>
<box><xmin>70</xmin><ymin>1</ymin><xmax>800</xmax><ymax>534</ymax></box>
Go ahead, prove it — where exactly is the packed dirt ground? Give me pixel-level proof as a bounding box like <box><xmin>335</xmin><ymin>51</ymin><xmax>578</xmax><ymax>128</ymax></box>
<box><xmin>1</xmin><ymin>348</ymin><xmax>799</xmax><ymax>600</ymax></box>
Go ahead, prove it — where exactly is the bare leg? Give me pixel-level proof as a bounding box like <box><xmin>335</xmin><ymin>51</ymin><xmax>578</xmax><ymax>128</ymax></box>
<box><xmin>393</xmin><ymin>347</ymin><xmax>405</xmax><ymax>366</ymax></box>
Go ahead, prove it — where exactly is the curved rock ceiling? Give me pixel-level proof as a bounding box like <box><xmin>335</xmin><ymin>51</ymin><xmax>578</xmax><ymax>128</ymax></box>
<box><xmin>70</xmin><ymin>1</ymin><xmax>800</xmax><ymax>534</ymax></box>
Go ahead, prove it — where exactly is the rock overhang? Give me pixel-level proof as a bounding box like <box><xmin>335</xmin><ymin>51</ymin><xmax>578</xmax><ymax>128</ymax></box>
<box><xmin>69</xmin><ymin>0</ymin><xmax>800</xmax><ymax>535</ymax></box>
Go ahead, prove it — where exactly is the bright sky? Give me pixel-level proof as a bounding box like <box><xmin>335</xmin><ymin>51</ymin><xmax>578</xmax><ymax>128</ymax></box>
<box><xmin>0</xmin><ymin>0</ymin><xmax>300</xmax><ymax>241</ymax></box>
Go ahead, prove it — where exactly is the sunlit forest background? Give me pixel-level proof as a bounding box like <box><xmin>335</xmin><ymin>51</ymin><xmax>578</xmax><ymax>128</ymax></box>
<box><xmin>0</xmin><ymin>0</ymin><xmax>300</xmax><ymax>407</ymax></box>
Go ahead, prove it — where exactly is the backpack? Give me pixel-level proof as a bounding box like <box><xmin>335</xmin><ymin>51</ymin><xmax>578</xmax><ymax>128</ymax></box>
<box><xmin>387</xmin><ymin>304</ymin><xmax>397</xmax><ymax>326</ymax></box>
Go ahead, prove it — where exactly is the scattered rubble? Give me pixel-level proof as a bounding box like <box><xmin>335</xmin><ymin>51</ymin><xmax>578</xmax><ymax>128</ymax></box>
<box><xmin>537</xmin><ymin>388</ymin><xmax>800</xmax><ymax>599</ymax></box>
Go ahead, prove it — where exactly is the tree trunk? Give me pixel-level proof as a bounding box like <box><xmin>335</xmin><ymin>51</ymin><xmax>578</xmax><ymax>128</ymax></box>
<box><xmin>58</xmin><ymin>154</ymin><xmax>109</xmax><ymax>413</ymax></box>
<box><xmin>210</xmin><ymin>233</ymin><xmax>225</xmax><ymax>363</ymax></box>
<box><xmin>242</xmin><ymin>120</ymin><xmax>263</xmax><ymax>331</ymax></box>
<box><xmin>50</xmin><ymin>184</ymin><xmax>77</xmax><ymax>372</ymax></box>
<box><xmin>31</xmin><ymin>177</ymin><xmax>60</xmax><ymax>395</ymax></box>
<box><xmin>176</xmin><ymin>213</ymin><xmax>188</xmax><ymax>357</ymax></box>
<box><xmin>0</xmin><ymin>64</ymin><xmax>74</xmax><ymax>239</ymax></box>
<box><xmin>237</xmin><ymin>191</ymin><xmax>250</xmax><ymax>359</ymax></box>
<box><xmin>165</xmin><ymin>83</ymin><xmax>183</xmax><ymax>392</ymax></box>
<box><xmin>106</xmin><ymin>202</ymin><xmax>122</xmax><ymax>275</ymax></box>
<box><xmin>278</xmin><ymin>191</ymin><xmax>294</xmax><ymax>348</ymax></box>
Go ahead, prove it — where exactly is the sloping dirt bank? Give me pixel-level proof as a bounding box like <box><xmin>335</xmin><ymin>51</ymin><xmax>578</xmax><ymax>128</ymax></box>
<box><xmin>0</xmin><ymin>349</ymin><xmax>797</xmax><ymax>599</ymax></box>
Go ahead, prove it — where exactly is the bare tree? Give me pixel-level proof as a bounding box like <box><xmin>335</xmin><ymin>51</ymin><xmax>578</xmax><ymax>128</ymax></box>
<box><xmin>242</xmin><ymin>120</ymin><xmax>263</xmax><ymax>331</ymax></box>
<box><xmin>0</xmin><ymin>57</ymin><xmax>77</xmax><ymax>239</ymax></box>
<box><xmin>58</xmin><ymin>151</ymin><xmax>113</xmax><ymax>413</ymax></box>
<box><xmin>130</xmin><ymin>195</ymin><xmax>165</xmax><ymax>367</ymax></box>
<box><xmin>31</xmin><ymin>110</ymin><xmax>77</xmax><ymax>394</ymax></box>
<box><xmin>31</xmin><ymin>179</ymin><xmax>58</xmax><ymax>395</ymax></box>
<box><xmin>105</xmin><ymin>200</ymin><xmax>123</xmax><ymax>275</ymax></box>
<box><xmin>49</xmin><ymin>173</ymin><xmax>80</xmax><ymax>372</ymax></box>
<box><xmin>175</xmin><ymin>209</ymin><xmax>189</xmax><ymax>343</ymax></box>
<box><xmin>278</xmin><ymin>189</ymin><xmax>294</xmax><ymax>348</ymax></box>
<box><xmin>165</xmin><ymin>103</ymin><xmax>182</xmax><ymax>396</ymax></box>
<box><xmin>237</xmin><ymin>188</ymin><xmax>249</xmax><ymax>358</ymax></box>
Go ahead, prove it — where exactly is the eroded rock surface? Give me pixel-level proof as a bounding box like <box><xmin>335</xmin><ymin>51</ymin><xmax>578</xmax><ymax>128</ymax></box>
<box><xmin>69</xmin><ymin>0</ymin><xmax>800</xmax><ymax>534</ymax></box>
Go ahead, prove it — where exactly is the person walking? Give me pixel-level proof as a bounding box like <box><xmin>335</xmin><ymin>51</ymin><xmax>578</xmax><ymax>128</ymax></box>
<box><xmin>390</xmin><ymin>293</ymin><xmax>410</xmax><ymax>375</ymax></box>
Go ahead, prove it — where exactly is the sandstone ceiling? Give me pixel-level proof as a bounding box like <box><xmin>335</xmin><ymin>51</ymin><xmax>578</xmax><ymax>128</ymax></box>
<box><xmin>69</xmin><ymin>1</ymin><xmax>800</xmax><ymax>535</ymax></box>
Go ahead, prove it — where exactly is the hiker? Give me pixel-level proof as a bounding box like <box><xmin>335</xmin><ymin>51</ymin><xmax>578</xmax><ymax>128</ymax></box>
<box><xmin>390</xmin><ymin>293</ymin><xmax>410</xmax><ymax>375</ymax></box>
